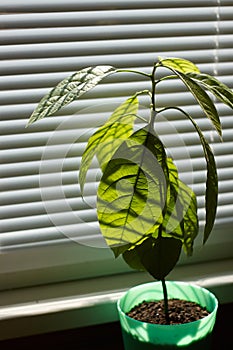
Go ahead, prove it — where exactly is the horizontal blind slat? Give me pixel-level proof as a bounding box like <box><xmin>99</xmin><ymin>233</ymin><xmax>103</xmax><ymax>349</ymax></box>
<box><xmin>2</xmin><ymin>134</ymin><xmax>233</xmax><ymax>164</ymax></box>
<box><xmin>2</xmin><ymin>49</ymin><xmax>232</xmax><ymax>75</ymax></box>
<box><xmin>0</xmin><ymin>8</ymin><xmax>223</xmax><ymax>29</ymax></box>
<box><xmin>0</xmin><ymin>0</ymin><xmax>224</xmax><ymax>13</ymax></box>
<box><xmin>2</xmin><ymin>35</ymin><xmax>228</xmax><ymax>60</ymax></box>
<box><xmin>1</xmin><ymin>21</ymin><xmax>233</xmax><ymax>45</ymax></box>
<box><xmin>0</xmin><ymin>62</ymin><xmax>232</xmax><ymax>91</ymax></box>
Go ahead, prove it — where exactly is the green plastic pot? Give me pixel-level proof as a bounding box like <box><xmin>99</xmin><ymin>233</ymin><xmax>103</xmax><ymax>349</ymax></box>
<box><xmin>117</xmin><ymin>281</ymin><xmax>218</xmax><ymax>349</ymax></box>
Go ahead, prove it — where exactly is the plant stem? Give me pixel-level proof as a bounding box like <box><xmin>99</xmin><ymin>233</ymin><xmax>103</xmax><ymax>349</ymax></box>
<box><xmin>148</xmin><ymin>65</ymin><xmax>157</xmax><ymax>128</ymax></box>
<box><xmin>116</xmin><ymin>68</ymin><xmax>151</xmax><ymax>78</ymax></box>
<box><xmin>161</xmin><ymin>278</ymin><xmax>170</xmax><ymax>325</ymax></box>
<box><xmin>151</xmin><ymin>64</ymin><xmax>169</xmax><ymax>325</ymax></box>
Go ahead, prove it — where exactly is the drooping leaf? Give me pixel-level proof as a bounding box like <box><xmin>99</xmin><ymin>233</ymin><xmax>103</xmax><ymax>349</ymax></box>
<box><xmin>188</xmin><ymin>72</ymin><xmax>233</xmax><ymax>109</ymax></box>
<box><xmin>123</xmin><ymin>236</ymin><xmax>182</xmax><ymax>280</ymax></box>
<box><xmin>159</xmin><ymin>61</ymin><xmax>222</xmax><ymax>138</ymax></box>
<box><xmin>174</xmin><ymin>72</ymin><xmax>222</xmax><ymax>138</ymax></box>
<box><xmin>184</xmin><ymin>113</ymin><xmax>218</xmax><ymax>243</ymax></box>
<box><xmin>97</xmin><ymin>128</ymin><xmax>169</xmax><ymax>257</ymax></box>
<box><xmin>27</xmin><ymin>65</ymin><xmax>116</xmax><ymax>125</ymax></box>
<box><xmin>158</xmin><ymin>57</ymin><xmax>200</xmax><ymax>74</ymax></box>
<box><xmin>79</xmin><ymin>96</ymin><xmax>138</xmax><ymax>194</ymax></box>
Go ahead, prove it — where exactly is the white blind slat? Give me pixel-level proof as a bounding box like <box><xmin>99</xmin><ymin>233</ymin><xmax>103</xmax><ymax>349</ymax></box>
<box><xmin>3</xmin><ymin>34</ymin><xmax>233</xmax><ymax>60</ymax></box>
<box><xmin>1</xmin><ymin>22</ymin><xmax>233</xmax><ymax>46</ymax></box>
<box><xmin>0</xmin><ymin>0</ymin><xmax>226</xmax><ymax>12</ymax></box>
<box><xmin>0</xmin><ymin>9</ymin><xmax>224</xmax><ymax>29</ymax></box>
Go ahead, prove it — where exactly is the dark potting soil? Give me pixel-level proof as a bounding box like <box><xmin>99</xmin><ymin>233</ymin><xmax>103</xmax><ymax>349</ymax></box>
<box><xmin>127</xmin><ymin>299</ymin><xmax>210</xmax><ymax>325</ymax></box>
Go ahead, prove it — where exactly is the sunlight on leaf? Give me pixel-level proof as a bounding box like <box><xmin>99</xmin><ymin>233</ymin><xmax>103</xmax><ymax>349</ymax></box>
<box><xmin>184</xmin><ymin>113</ymin><xmax>218</xmax><ymax>243</ymax></box>
<box><xmin>176</xmin><ymin>179</ymin><xmax>198</xmax><ymax>255</ymax></box>
<box><xmin>97</xmin><ymin>128</ymin><xmax>169</xmax><ymax>256</ymax></box>
<box><xmin>79</xmin><ymin>96</ymin><xmax>138</xmax><ymax>194</ymax></box>
<box><xmin>157</xmin><ymin>158</ymin><xmax>198</xmax><ymax>256</ymax></box>
<box><xmin>27</xmin><ymin>65</ymin><xmax>116</xmax><ymax>125</ymax></box>
<box><xmin>188</xmin><ymin>72</ymin><xmax>233</xmax><ymax>109</ymax></box>
<box><xmin>173</xmin><ymin>72</ymin><xmax>222</xmax><ymax>138</ymax></box>
<box><xmin>158</xmin><ymin>57</ymin><xmax>200</xmax><ymax>74</ymax></box>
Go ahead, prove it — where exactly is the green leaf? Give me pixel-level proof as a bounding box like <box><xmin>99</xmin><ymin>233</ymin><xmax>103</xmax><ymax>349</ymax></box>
<box><xmin>160</xmin><ymin>157</ymin><xmax>182</xmax><ymax>238</ymax></box>
<box><xmin>140</xmin><ymin>236</ymin><xmax>182</xmax><ymax>280</ymax></box>
<box><xmin>159</xmin><ymin>60</ymin><xmax>222</xmax><ymax>138</ymax></box>
<box><xmin>123</xmin><ymin>236</ymin><xmax>182</xmax><ymax>280</ymax></box>
<box><xmin>188</xmin><ymin>72</ymin><xmax>233</xmax><ymax>109</ymax></box>
<box><xmin>176</xmin><ymin>179</ymin><xmax>199</xmax><ymax>255</ymax></box>
<box><xmin>122</xmin><ymin>156</ymin><xmax>197</xmax><ymax>276</ymax></box>
<box><xmin>97</xmin><ymin>128</ymin><xmax>169</xmax><ymax>257</ymax></box>
<box><xmin>147</xmin><ymin>157</ymin><xmax>198</xmax><ymax>256</ymax></box>
<box><xmin>162</xmin><ymin>158</ymin><xmax>198</xmax><ymax>255</ymax></box>
<box><xmin>174</xmin><ymin>72</ymin><xmax>222</xmax><ymax>138</ymax></box>
<box><xmin>184</xmin><ymin>113</ymin><xmax>218</xmax><ymax>243</ymax></box>
<box><xmin>159</xmin><ymin>57</ymin><xmax>200</xmax><ymax>74</ymax></box>
<box><xmin>122</xmin><ymin>237</ymin><xmax>148</xmax><ymax>272</ymax></box>
<box><xmin>79</xmin><ymin>96</ymin><xmax>138</xmax><ymax>194</ymax></box>
<box><xmin>27</xmin><ymin>65</ymin><xmax>116</xmax><ymax>125</ymax></box>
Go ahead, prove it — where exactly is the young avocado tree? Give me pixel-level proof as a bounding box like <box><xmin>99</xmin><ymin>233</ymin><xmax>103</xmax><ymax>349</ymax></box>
<box><xmin>27</xmin><ymin>57</ymin><xmax>233</xmax><ymax>324</ymax></box>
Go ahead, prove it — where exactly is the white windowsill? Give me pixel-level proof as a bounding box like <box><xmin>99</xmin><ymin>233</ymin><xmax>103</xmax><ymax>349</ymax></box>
<box><xmin>0</xmin><ymin>258</ymin><xmax>232</xmax><ymax>341</ymax></box>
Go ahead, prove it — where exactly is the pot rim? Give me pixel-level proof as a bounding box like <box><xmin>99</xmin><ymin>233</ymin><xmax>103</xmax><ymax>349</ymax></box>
<box><xmin>117</xmin><ymin>280</ymin><xmax>218</xmax><ymax>328</ymax></box>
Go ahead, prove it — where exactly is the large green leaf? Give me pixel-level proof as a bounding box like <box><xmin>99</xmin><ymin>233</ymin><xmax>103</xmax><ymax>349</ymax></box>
<box><xmin>97</xmin><ymin>128</ymin><xmax>169</xmax><ymax>257</ymax></box>
<box><xmin>188</xmin><ymin>72</ymin><xmax>233</xmax><ymax>109</ymax></box>
<box><xmin>123</xmin><ymin>236</ymin><xmax>182</xmax><ymax>280</ymax></box>
<box><xmin>27</xmin><ymin>65</ymin><xmax>116</xmax><ymax>125</ymax></box>
<box><xmin>184</xmin><ymin>113</ymin><xmax>218</xmax><ymax>243</ymax></box>
<box><xmin>122</xmin><ymin>156</ymin><xmax>197</xmax><ymax>276</ymax></box>
<box><xmin>79</xmin><ymin>96</ymin><xmax>138</xmax><ymax>194</ymax></box>
<box><xmin>158</xmin><ymin>57</ymin><xmax>200</xmax><ymax>74</ymax></box>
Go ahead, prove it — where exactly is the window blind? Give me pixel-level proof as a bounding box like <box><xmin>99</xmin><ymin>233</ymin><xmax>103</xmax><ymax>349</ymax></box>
<box><xmin>0</xmin><ymin>0</ymin><xmax>233</xmax><ymax>289</ymax></box>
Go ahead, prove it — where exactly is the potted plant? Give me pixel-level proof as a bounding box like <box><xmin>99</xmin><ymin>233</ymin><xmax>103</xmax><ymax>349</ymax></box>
<box><xmin>27</xmin><ymin>57</ymin><xmax>233</xmax><ymax>349</ymax></box>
